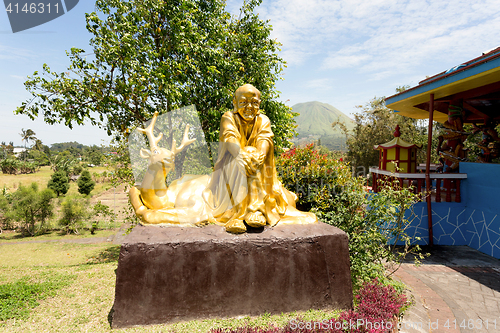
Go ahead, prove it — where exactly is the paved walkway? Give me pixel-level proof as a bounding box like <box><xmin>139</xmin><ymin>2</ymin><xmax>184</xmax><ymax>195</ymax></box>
<box><xmin>394</xmin><ymin>246</ymin><xmax>500</xmax><ymax>333</ymax></box>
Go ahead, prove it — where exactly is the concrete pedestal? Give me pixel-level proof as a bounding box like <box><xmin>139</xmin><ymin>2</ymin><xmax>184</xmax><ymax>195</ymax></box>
<box><xmin>110</xmin><ymin>223</ymin><xmax>352</xmax><ymax>328</ymax></box>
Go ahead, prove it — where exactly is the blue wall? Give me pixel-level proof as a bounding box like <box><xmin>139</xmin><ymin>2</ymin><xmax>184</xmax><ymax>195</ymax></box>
<box><xmin>403</xmin><ymin>162</ymin><xmax>500</xmax><ymax>259</ymax></box>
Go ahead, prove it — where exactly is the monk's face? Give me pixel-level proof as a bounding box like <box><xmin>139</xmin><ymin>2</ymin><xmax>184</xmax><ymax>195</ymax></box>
<box><xmin>234</xmin><ymin>88</ymin><xmax>261</xmax><ymax>122</ymax></box>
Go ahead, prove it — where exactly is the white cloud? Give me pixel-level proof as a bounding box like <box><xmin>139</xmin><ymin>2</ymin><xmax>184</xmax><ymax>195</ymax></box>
<box><xmin>10</xmin><ymin>75</ymin><xmax>25</xmax><ymax>80</ymax></box>
<box><xmin>249</xmin><ymin>0</ymin><xmax>500</xmax><ymax>80</ymax></box>
<box><xmin>0</xmin><ymin>44</ymin><xmax>39</xmax><ymax>61</ymax></box>
<box><xmin>305</xmin><ymin>78</ymin><xmax>334</xmax><ymax>89</ymax></box>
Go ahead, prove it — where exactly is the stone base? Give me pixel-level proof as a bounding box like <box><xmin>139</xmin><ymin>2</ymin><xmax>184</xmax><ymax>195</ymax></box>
<box><xmin>110</xmin><ymin>223</ymin><xmax>353</xmax><ymax>328</ymax></box>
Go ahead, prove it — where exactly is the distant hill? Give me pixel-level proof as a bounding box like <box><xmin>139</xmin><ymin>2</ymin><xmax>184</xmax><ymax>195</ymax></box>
<box><xmin>291</xmin><ymin>101</ymin><xmax>356</xmax><ymax>151</ymax></box>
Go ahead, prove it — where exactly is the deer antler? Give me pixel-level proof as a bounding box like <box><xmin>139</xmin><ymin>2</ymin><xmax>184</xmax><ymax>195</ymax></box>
<box><xmin>172</xmin><ymin>124</ymin><xmax>196</xmax><ymax>155</ymax></box>
<box><xmin>137</xmin><ymin>111</ymin><xmax>163</xmax><ymax>152</ymax></box>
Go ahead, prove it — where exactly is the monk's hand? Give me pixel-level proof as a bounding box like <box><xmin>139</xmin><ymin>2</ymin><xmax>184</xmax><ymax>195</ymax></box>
<box><xmin>240</xmin><ymin>150</ymin><xmax>256</xmax><ymax>176</ymax></box>
<box><xmin>251</xmin><ymin>151</ymin><xmax>265</xmax><ymax>169</ymax></box>
<box><xmin>239</xmin><ymin>150</ymin><xmax>259</xmax><ymax>176</ymax></box>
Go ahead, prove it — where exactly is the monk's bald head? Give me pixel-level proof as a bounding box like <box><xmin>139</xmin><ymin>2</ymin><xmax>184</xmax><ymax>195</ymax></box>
<box><xmin>233</xmin><ymin>84</ymin><xmax>261</xmax><ymax>122</ymax></box>
<box><xmin>234</xmin><ymin>84</ymin><xmax>261</xmax><ymax>101</ymax></box>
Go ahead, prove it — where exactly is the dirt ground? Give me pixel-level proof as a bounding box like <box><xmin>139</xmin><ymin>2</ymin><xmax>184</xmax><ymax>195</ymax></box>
<box><xmin>90</xmin><ymin>184</ymin><xmax>131</xmax><ymax>222</ymax></box>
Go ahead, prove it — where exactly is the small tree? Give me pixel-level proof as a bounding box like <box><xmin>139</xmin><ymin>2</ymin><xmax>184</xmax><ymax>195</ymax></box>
<box><xmin>77</xmin><ymin>170</ymin><xmax>95</xmax><ymax>196</ymax></box>
<box><xmin>48</xmin><ymin>154</ymin><xmax>76</xmax><ymax>175</ymax></box>
<box><xmin>48</xmin><ymin>171</ymin><xmax>70</xmax><ymax>196</ymax></box>
<box><xmin>0</xmin><ymin>187</ymin><xmax>13</xmax><ymax>231</ymax></box>
<box><xmin>9</xmin><ymin>183</ymin><xmax>55</xmax><ymax>236</ymax></box>
<box><xmin>59</xmin><ymin>196</ymin><xmax>88</xmax><ymax>234</ymax></box>
<box><xmin>91</xmin><ymin>201</ymin><xmax>116</xmax><ymax>234</ymax></box>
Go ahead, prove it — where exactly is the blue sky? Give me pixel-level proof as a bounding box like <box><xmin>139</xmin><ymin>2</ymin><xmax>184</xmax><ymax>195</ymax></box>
<box><xmin>1</xmin><ymin>0</ymin><xmax>500</xmax><ymax>147</ymax></box>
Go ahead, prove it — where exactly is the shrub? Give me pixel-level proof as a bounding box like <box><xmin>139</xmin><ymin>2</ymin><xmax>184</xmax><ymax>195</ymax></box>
<box><xmin>277</xmin><ymin>144</ymin><xmax>350</xmax><ymax>212</ymax></box>
<box><xmin>18</xmin><ymin>160</ymin><xmax>39</xmax><ymax>174</ymax></box>
<box><xmin>49</xmin><ymin>154</ymin><xmax>76</xmax><ymax>175</ymax></box>
<box><xmin>0</xmin><ymin>187</ymin><xmax>13</xmax><ymax>230</ymax></box>
<box><xmin>90</xmin><ymin>201</ymin><xmax>116</xmax><ymax>234</ymax></box>
<box><xmin>59</xmin><ymin>196</ymin><xmax>89</xmax><ymax>234</ymax></box>
<box><xmin>28</xmin><ymin>149</ymin><xmax>49</xmax><ymax>166</ymax></box>
<box><xmin>48</xmin><ymin>171</ymin><xmax>70</xmax><ymax>196</ymax></box>
<box><xmin>77</xmin><ymin>170</ymin><xmax>95</xmax><ymax>196</ymax></box>
<box><xmin>0</xmin><ymin>158</ymin><xmax>19</xmax><ymax>174</ymax></box>
<box><xmin>276</xmin><ymin>145</ymin><xmax>422</xmax><ymax>290</ymax></box>
<box><xmin>8</xmin><ymin>183</ymin><xmax>55</xmax><ymax>236</ymax></box>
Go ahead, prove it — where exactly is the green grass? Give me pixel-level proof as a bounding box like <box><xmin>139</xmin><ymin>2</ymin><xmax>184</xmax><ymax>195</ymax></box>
<box><xmin>0</xmin><ymin>273</ymin><xmax>74</xmax><ymax>321</ymax></box>
<box><xmin>0</xmin><ymin>240</ymin><xmax>342</xmax><ymax>332</ymax></box>
<box><xmin>0</xmin><ymin>229</ymin><xmax>118</xmax><ymax>244</ymax></box>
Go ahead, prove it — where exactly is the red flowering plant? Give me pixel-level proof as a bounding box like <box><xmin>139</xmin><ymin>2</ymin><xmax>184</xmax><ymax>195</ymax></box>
<box><xmin>277</xmin><ymin>144</ymin><xmax>351</xmax><ymax>212</ymax></box>
<box><xmin>276</xmin><ymin>145</ymin><xmax>422</xmax><ymax>290</ymax></box>
<box><xmin>277</xmin><ymin>145</ymin><xmax>383</xmax><ymax>288</ymax></box>
<box><xmin>210</xmin><ymin>278</ymin><xmax>409</xmax><ymax>333</ymax></box>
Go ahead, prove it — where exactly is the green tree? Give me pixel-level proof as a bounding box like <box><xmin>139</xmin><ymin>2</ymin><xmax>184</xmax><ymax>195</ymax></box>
<box><xmin>19</xmin><ymin>129</ymin><xmax>36</xmax><ymax>158</ymax></box>
<box><xmin>77</xmin><ymin>170</ymin><xmax>95</xmax><ymax>196</ymax></box>
<box><xmin>16</xmin><ymin>0</ymin><xmax>295</xmax><ymax>151</ymax></box>
<box><xmin>334</xmin><ymin>96</ymin><xmax>430</xmax><ymax>172</ymax></box>
<box><xmin>28</xmin><ymin>150</ymin><xmax>49</xmax><ymax>166</ymax></box>
<box><xmin>48</xmin><ymin>154</ymin><xmax>76</xmax><ymax>175</ymax></box>
<box><xmin>84</xmin><ymin>146</ymin><xmax>104</xmax><ymax>166</ymax></box>
<box><xmin>9</xmin><ymin>183</ymin><xmax>55</xmax><ymax>236</ymax></box>
<box><xmin>47</xmin><ymin>171</ymin><xmax>70</xmax><ymax>196</ymax></box>
<box><xmin>32</xmin><ymin>139</ymin><xmax>44</xmax><ymax>151</ymax></box>
<box><xmin>0</xmin><ymin>188</ymin><xmax>13</xmax><ymax>231</ymax></box>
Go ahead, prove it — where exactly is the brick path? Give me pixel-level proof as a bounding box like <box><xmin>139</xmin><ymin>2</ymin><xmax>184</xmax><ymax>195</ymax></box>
<box><xmin>394</xmin><ymin>246</ymin><xmax>500</xmax><ymax>333</ymax></box>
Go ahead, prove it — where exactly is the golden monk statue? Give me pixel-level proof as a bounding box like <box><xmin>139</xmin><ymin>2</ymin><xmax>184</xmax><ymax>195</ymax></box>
<box><xmin>129</xmin><ymin>84</ymin><xmax>317</xmax><ymax>233</ymax></box>
<box><xmin>205</xmin><ymin>84</ymin><xmax>316</xmax><ymax>233</ymax></box>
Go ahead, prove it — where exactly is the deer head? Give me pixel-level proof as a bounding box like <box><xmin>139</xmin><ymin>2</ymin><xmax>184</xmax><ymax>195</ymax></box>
<box><xmin>138</xmin><ymin>111</ymin><xmax>196</xmax><ymax>175</ymax></box>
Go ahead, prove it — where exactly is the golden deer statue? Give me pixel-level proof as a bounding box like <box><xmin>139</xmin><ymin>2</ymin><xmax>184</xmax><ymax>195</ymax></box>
<box><xmin>129</xmin><ymin>112</ymin><xmax>212</xmax><ymax>226</ymax></box>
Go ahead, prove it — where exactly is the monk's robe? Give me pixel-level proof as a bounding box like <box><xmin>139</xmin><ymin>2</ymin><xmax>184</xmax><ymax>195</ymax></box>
<box><xmin>204</xmin><ymin>110</ymin><xmax>317</xmax><ymax>226</ymax></box>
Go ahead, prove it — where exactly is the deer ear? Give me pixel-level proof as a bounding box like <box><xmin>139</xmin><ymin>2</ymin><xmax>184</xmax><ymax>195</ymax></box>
<box><xmin>140</xmin><ymin>148</ymin><xmax>152</xmax><ymax>159</ymax></box>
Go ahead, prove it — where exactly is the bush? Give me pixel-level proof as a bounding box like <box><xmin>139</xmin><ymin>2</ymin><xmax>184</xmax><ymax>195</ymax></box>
<box><xmin>90</xmin><ymin>201</ymin><xmax>116</xmax><ymax>234</ymax></box>
<box><xmin>8</xmin><ymin>183</ymin><xmax>55</xmax><ymax>236</ymax></box>
<box><xmin>59</xmin><ymin>196</ymin><xmax>89</xmax><ymax>234</ymax></box>
<box><xmin>49</xmin><ymin>154</ymin><xmax>76</xmax><ymax>175</ymax></box>
<box><xmin>28</xmin><ymin>149</ymin><xmax>49</xmax><ymax>166</ymax></box>
<box><xmin>277</xmin><ymin>144</ymin><xmax>350</xmax><ymax>212</ymax></box>
<box><xmin>0</xmin><ymin>187</ymin><xmax>13</xmax><ymax>231</ymax></box>
<box><xmin>18</xmin><ymin>161</ymin><xmax>39</xmax><ymax>174</ymax></box>
<box><xmin>0</xmin><ymin>158</ymin><xmax>19</xmax><ymax>174</ymax></box>
<box><xmin>77</xmin><ymin>170</ymin><xmax>95</xmax><ymax>196</ymax></box>
<box><xmin>276</xmin><ymin>145</ymin><xmax>422</xmax><ymax>290</ymax></box>
<box><xmin>92</xmin><ymin>171</ymin><xmax>110</xmax><ymax>183</ymax></box>
<box><xmin>48</xmin><ymin>171</ymin><xmax>70</xmax><ymax>196</ymax></box>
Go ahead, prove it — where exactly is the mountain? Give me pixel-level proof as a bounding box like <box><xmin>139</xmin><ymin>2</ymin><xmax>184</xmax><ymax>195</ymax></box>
<box><xmin>291</xmin><ymin>101</ymin><xmax>356</xmax><ymax>151</ymax></box>
<box><xmin>292</xmin><ymin>101</ymin><xmax>355</xmax><ymax>136</ymax></box>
